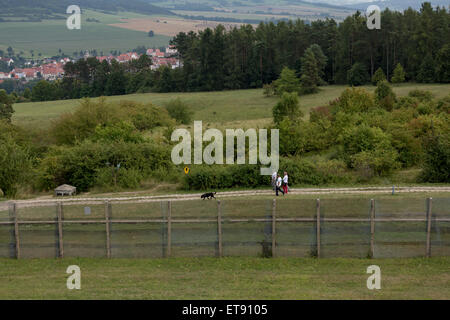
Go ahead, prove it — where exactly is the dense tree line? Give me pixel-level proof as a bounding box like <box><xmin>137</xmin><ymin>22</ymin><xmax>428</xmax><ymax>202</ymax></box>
<box><xmin>170</xmin><ymin>2</ymin><xmax>449</xmax><ymax>91</ymax></box>
<box><xmin>22</xmin><ymin>2</ymin><xmax>448</xmax><ymax>102</ymax></box>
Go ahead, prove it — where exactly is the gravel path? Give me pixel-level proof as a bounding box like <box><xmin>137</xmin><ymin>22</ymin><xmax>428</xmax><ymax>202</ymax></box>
<box><xmin>1</xmin><ymin>186</ymin><xmax>449</xmax><ymax>210</ymax></box>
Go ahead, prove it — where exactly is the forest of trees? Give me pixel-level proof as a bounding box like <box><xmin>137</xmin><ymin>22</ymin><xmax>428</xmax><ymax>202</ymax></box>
<box><xmin>16</xmin><ymin>2</ymin><xmax>449</xmax><ymax>102</ymax></box>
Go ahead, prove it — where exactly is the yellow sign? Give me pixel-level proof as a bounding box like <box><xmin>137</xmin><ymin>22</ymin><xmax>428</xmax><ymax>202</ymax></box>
<box><xmin>184</xmin><ymin>167</ymin><xmax>190</xmax><ymax>174</ymax></box>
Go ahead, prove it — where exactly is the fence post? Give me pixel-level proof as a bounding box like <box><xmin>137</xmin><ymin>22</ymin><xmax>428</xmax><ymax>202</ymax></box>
<box><xmin>217</xmin><ymin>200</ymin><xmax>223</xmax><ymax>258</ymax></box>
<box><xmin>57</xmin><ymin>202</ymin><xmax>64</xmax><ymax>258</ymax></box>
<box><xmin>370</xmin><ymin>199</ymin><xmax>375</xmax><ymax>258</ymax></box>
<box><xmin>426</xmin><ymin>197</ymin><xmax>432</xmax><ymax>258</ymax></box>
<box><xmin>105</xmin><ymin>201</ymin><xmax>111</xmax><ymax>258</ymax></box>
<box><xmin>316</xmin><ymin>199</ymin><xmax>321</xmax><ymax>258</ymax></box>
<box><xmin>12</xmin><ymin>202</ymin><xmax>20</xmax><ymax>259</ymax></box>
<box><xmin>272</xmin><ymin>199</ymin><xmax>276</xmax><ymax>258</ymax></box>
<box><xmin>167</xmin><ymin>201</ymin><xmax>172</xmax><ymax>258</ymax></box>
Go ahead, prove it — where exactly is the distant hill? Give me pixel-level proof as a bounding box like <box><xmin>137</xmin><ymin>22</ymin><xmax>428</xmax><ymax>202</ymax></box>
<box><xmin>0</xmin><ymin>0</ymin><xmax>173</xmax><ymax>21</ymax></box>
<box><xmin>340</xmin><ymin>0</ymin><xmax>449</xmax><ymax>11</ymax></box>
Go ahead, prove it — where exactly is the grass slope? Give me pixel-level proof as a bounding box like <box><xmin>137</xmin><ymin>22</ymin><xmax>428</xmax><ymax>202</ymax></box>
<box><xmin>12</xmin><ymin>83</ymin><xmax>450</xmax><ymax>129</ymax></box>
<box><xmin>0</xmin><ymin>257</ymin><xmax>449</xmax><ymax>299</ymax></box>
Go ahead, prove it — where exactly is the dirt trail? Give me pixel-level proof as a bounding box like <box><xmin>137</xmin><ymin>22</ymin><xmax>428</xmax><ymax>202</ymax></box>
<box><xmin>1</xmin><ymin>186</ymin><xmax>449</xmax><ymax>210</ymax></box>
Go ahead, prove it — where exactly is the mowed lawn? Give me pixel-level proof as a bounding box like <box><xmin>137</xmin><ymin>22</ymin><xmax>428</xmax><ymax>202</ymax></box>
<box><xmin>12</xmin><ymin>83</ymin><xmax>450</xmax><ymax>129</ymax></box>
<box><xmin>0</xmin><ymin>257</ymin><xmax>449</xmax><ymax>299</ymax></box>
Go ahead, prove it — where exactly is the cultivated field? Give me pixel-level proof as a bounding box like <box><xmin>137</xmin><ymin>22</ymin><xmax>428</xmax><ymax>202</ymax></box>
<box><xmin>0</xmin><ymin>10</ymin><xmax>171</xmax><ymax>58</ymax></box>
<box><xmin>12</xmin><ymin>83</ymin><xmax>450</xmax><ymax>129</ymax></box>
<box><xmin>109</xmin><ymin>17</ymin><xmax>256</xmax><ymax>37</ymax></box>
<box><xmin>1</xmin><ymin>257</ymin><xmax>449</xmax><ymax>299</ymax></box>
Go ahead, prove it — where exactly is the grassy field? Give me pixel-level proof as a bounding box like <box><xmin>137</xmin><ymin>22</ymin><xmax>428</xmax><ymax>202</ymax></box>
<box><xmin>12</xmin><ymin>83</ymin><xmax>450</xmax><ymax>129</ymax></box>
<box><xmin>0</xmin><ymin>257</ymin><xmax>449</xmax><ymax>299</ymax></box>
<box><xmin>0</xmin><ymin>10</ymin><xmax>171</xmax><ymax>58</ymax></box>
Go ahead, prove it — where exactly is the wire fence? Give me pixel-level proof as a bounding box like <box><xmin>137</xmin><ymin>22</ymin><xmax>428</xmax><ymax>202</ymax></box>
<box><xmin>0</xmin><ymin>197</ymin><xmax>449</xmax><ymax>259</ymax></box>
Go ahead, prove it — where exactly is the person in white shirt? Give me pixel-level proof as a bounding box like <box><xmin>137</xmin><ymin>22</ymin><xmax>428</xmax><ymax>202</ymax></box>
<box><xmin>282</xmin><ymin>172</ymin><xmax>288</xmax><ymax>194</ymax></box>
<box><xmin>276</xmin><ymin>174</ymin><xmax>284</xmax><ymax>196</ymax></box>
<box><xmin>271</xmin><ymin>171</ymin><xmax>277</xmax><ymax>190</ymax></box>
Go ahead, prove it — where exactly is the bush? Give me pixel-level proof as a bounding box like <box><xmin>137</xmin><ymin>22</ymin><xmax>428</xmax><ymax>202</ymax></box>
<box><xmin>37</xmin><ymin>140</ymin><xmax>173</xmax><ymax>192</ymax></box>
<box><xmin>164</xmin><ymin>98</ymin><xmax>192</xmax><ymax>124</ymax></box>
<box><xmin>420</xmin><ymin>133</ymin><xmax>450</xmax><ymax>183</ymax></box>
<box><xmin>263</xmin><ymin>83</ymin><xmax>275</xmax><ymax>97</ymax></box>
<box><xmin>0</xmin><ymin>135</ymin><xmax>32</xmax><ymax>197</ymax></box>
<box><xmin>375</xmin><ymin>80</ymin><xmax>396</xmax><ymax>111</ymax></box>
<box><xmin>408</xmin><ymin>89</ymin><xmax>433</xmax><ymax>102</ymax></box>
<box><xmin>340</xmin><ymin>124</ymin><xmax>399</xmax><ymax>176</ymax></box>
<box><xmin>331</xmin><ymin>87</ymin><xmax>376</xmax><ymax>115</ymax></box>
<box><xmin>50</xmin><ymin>99</ymin><xmax>173</xmax><ymax>145</ymax></box>
<box><xmin>272</xmin><ymin>92</ymin><xmax>303</xmax><ymax>125</ymax></box>
<box><xmin>94</xmin><ymin>167</ymin><xmax>142</xmax><ymax>191</ymax></box>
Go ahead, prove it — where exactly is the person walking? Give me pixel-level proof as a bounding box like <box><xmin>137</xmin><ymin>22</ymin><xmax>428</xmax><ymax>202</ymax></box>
<box><xmin>282</xmin><ymin>171</ymin><xmax>289</xmax><ymax>194</ymax></box>
<box><xmin>271</xmin><ymin>171</ymin><xmax>277</xmax><ymax>190</ymax></box>
<box><xmin>276</xmin><ymin>174</ymin><xmax>284</xmax><ymax>196</ymax></box>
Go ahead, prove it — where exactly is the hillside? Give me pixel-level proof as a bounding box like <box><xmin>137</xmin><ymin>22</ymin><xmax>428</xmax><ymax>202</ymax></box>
<box><xmin>12</xmin><ymin>83</ymin><xmax>450</xmax><ymax>128</ymax></box>
<box><xmin>0</xmin><ymin>0</ymin><xmax>173</xmax><ymax>22</ymax></box>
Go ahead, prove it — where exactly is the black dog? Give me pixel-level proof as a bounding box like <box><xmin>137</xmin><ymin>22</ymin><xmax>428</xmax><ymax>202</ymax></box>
<box><xmin>201</xmin><ymin>192</ymin><xmax>216</xmax><ymax>200</ymax></box>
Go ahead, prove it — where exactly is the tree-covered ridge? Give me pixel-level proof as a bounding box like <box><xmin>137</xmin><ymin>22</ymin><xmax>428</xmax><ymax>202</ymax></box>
<box><xmin>0</xmin><ymin>0</ymin><xmax>172</xmax><ymax>21</ymax></box>
<box><xmin>171</xmin><ymin>2</ymin><xmax>449</xmax><ymax>91</ymax></box>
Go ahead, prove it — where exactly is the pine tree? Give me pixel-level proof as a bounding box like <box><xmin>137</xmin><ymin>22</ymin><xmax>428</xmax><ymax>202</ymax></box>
<box><xmin>391</xmin><ymin>63</ymin><xmax>406</xmax><ymax>84</ymax></box>
<box><xmin>435</xmin><ymin>44</ymin><xmax>450</xmax><ymax>83</ymax></box>
<box><xmin>371</xmin><ymin>67</ymin><xmax>386</xmax><ymax>85</ymax></box>
<box><xmin>417</xmin><ymin>54</ymin><xmax>436</xmax><ymax>83</ymax></box>
<box><xmin>347</xmin><ymin>63</ymin><xmax>369</xmax><ymax>86</ymax></box>
<box><xmin>299</xmin><ymin>48</ymin><xmax>320</xmax><ymax>94</ymax></box>
<box><xmin>273</xmin><ymin>67</ymin><xmax>300</xmax><ymax>96</ymax></box>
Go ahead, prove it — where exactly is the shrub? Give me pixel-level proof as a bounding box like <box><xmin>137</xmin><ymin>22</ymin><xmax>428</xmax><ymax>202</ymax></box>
<box><xmin>37</xmin><ymin>140</ymin><xmax>173</xmax><ymax>192</ymax></box>
<box><xmin>340</xmin><ymin>124</ymin><xmax>399</xmax><ymax>176</ymax></box>
<box><xmin>272</xmin><ymin>92</ymin><xmax>303</xmax><ymax>125</ymax></box>
<box><xmin>420</xmin><ymin>133</ymin><xmax>450</xmax><ymax>183</ymax></box>
<box><xmin>408</xmin><ymin>89</ymin><xmax>433</xmax><ymax>102</ymax></box>
<box><xmin>263</xmin><ymin>83</ymin><xmax>275</xmax><ymax>97</ymax></box>
<box><xmin>375</xmin><ymin>80</ymin><xmax>396</xmax><ymax>111</ymax></box>
<box><xmin>330</xmin><ymin>87</ymin><xmax>376</xmax><ymax>115</ymax></box>
<box><xmin>0</xmin><ymin>135</ymin><xmax>32</xmax><ymax>197</ymax></box>
<box><xmin>164</xmin><ymin>98</ymin><xmax>192</xmax><ymax>124</ymax></box>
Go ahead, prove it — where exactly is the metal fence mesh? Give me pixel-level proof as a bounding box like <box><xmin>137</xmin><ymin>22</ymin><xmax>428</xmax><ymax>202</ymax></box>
<box><xmin>0</xmin><ymin>197</ymin><xmax>448</xmax><ymax>259</ymax></box>
<box><xmin>321</xmin><ymin>198</ymin><xmax>371</xmax><ymax>258</ymax></box>
<box><xmin>222</xmin><ymin>199</ymin><xmax>272</xmax><ymax>257</ymax></box>
<box><xmin>63</xmin><ymin>202</ymin><xmax>106</xmax><ymax>258</ymax></box>
<box><xmin>0</xmin><ymin>207</ymin><xmax>12</xmax><ymax>258</ymax></box>
<box><xmin>431</xmin><ymin>198</ymin><xmax>450</xmax><ymax>257</ymax></box>
<box><xmin>374</xmin><ymin>198</ymin><xmax>427</xmax><ymax>258</ymax></box>
<box><xmin>276</xmin><ymin>199</ymin><xmax>316</xmax><ymax>257</ymax></box>
<box><xmin>16</xmin><ymin>203</ymin><xmax>58</xmax><ymax>258</ymax></box>
<box><xmin>110</xmin><ymin>201</ymin><xmax>165</xmax><ymax>258</ymax></box>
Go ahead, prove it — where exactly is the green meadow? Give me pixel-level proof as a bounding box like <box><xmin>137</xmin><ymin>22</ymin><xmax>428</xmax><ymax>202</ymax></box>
<box><xmin>12</xmin><ymin>83</ymin><xmax>450</xmax><ymax>129</ymax></box>
<box><xmin>0</xmin><ymin>257</ymin><xmax>449</xmax><ymax>299</ymax></box>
